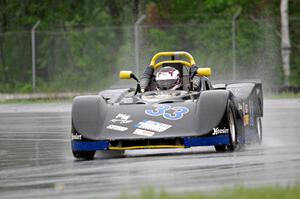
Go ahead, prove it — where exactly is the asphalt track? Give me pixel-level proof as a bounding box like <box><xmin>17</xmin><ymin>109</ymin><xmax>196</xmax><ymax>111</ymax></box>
<box><xmin>0</xmin><ymin>99</ymin><xmax>300</xmax><ymax>198</ymax></box>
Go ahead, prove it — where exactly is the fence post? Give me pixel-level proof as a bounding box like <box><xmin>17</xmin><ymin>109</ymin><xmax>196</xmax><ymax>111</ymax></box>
<box><xmin>31</xmin><ymin>20</ymin><xmax>40</xmax><ymax>92</ymax></box>
<box><xmin>134</xmin><ymin>15</ymin><xmax>146</xmax><ymax>78</ymax></box>
<box><xmin>232</xmin><ymin>8</ymin><xmax>242</xmax><ymax>80</ymax></box>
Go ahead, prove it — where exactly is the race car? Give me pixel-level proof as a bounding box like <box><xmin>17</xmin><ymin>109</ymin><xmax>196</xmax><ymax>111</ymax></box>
<box><xmin>71</xmin><ymin>51</ymin><xmax>263</xmax><ymax>159</ymax></box>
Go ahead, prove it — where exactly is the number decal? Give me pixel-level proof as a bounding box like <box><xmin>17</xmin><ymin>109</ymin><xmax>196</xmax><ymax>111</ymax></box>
<box><xmin>145</xmin><ymin>105</ymin><xmax>189</xmax><ymax>120</ymax></box>
<box><xmin>163</xmin><ymin>106</ymin><xmax>189</xmax><ymax>120</ymax></box>
<box><xmin>145</xmin><ymin>105</ymin><xmax>171</xmax><ymax>116</ymax></box>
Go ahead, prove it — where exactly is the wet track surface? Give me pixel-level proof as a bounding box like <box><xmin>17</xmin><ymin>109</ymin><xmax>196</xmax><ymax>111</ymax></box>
<box><xmin>0</xmin><ymin>99</ymin><xmax>300</xmax><ymax>198</ymax></box>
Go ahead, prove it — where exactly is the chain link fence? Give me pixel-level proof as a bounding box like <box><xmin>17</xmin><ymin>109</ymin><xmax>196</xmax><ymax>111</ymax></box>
<box><xmin>138</xmin><ymin>18</ymin><xmax>281</xmax><ymax>87</ymax></box>
<box><xmin>0</xmin><ymin>18</ymin><xmax>295</xmax><ymax>93</ymax></box>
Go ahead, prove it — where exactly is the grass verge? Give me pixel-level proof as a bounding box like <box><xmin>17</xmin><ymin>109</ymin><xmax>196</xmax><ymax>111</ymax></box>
<box><xmin>0</xmin><ymin>98</ymin><xmax>72</xmax><ymax>104</ymax></box>
<box><xmin>265</xmin><ymin>92</ymin><xmax>300</xmax><ymax>99</ymax></box>
<box><xmin>120</xmin><ymin>184</ymin><xmax>300</xmax><ymax>199</ymax></box>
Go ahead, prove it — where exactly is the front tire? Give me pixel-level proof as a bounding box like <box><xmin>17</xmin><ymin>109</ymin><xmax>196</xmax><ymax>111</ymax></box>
<box><xmin>227</xmin><ymin>106</ymin><xmax>238</xmax><ymax>151</ymax></box>
<box><xmin>215</xmin><ymin>101</ymin><xmax>238</xmax><ymax>152</ymax></box>
<box><xmin>72</xmin><ymin>150</ymin><xmax>96</xmax><ymax>160</ymax></box>
<box><xmin>215</xmin><ymin>145</ymin><xmax>226</xmax><ymax>152</ymax></box>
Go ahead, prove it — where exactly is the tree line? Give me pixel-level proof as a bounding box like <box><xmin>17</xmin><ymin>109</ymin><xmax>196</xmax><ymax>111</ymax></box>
<box><xmin>0</xmin><ymin>0</ymin><xmax>299</xmax><ymax>92</ymax></box>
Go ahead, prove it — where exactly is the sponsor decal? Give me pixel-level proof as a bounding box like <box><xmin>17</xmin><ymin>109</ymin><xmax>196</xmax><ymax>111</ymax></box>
<box><xmin>134</xmin><ymin>120</ymin><xmax>171</xmax><ymax>133</ymax></box>
<box><xmin>133</xmin><ymin>129</ymin><xmax>155</xmax><ymax>137</ymax></box>
<box><xmin>145</xmin><ymin>105</ymin><xmax>189</xmax><ymax>120</ymax></box>
<box><xmin>243</xmin><ymin>103</ymin><xmax>249</xmax><ymax>114</ymax></box>
<box><xmin>110</xmin><ymin>113</ymin><xmax>132</xmax><ymax>124</ymax></box>
<box><xmin>238</xmin><ymin>103</ymin><xmax>243</xmax><ymax>111</ymax></box>
<box><xmin>212</xmin><ymin>128</ymin><xmax>229</xmax><ymax>136</ymax></box>
<box><xmin>71</xmin><ymin>134</ymin><xmax>82</xmax><ymax>140</ymax></box>
<box><xmin>249</xmin><ymin>101</ymin><xmax>254</xmax><ymax>126</ymax></box>
<box><xmin>243</xmin><ymin>103</ymin><xmax>250</xmax><ymax>126</ymax></box>
<box><xmin>106</xmin><ymin>124</ymin><xmax>128</xmax><ymax>132</ymax></box>
<box><xmin>243</xmin><ymin>114</ymin><xmax>249</xmax><ymax>126</ymax></box>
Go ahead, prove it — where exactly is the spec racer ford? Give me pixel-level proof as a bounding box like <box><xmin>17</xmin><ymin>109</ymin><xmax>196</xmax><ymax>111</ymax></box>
<box><xmin>71</xmin><ymin>51</ymin><xmax>263</xmax><ymax>159</ymax></box>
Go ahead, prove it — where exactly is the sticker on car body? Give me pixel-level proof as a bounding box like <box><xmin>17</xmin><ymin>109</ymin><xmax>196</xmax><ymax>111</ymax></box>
<box><xmin>106</xmin><ymin>124</ymin><xmax>128</xmax><ymax>132</ymax></box>
<box><xmin>145</xmin><ymin>105</ymin><xmax>189</xmax><ymax>120</ymax></box>
<box><xmin>110</xmin><ymin>113</ymin><xmax>132</xmax><ymax>124</ymax></box>
<box><xmin>134</xmin><ymin>120</ymin><xmax>171</xmax><ymax>133</ymax></box>
<box><xmin>71</xmin><ymin>134</ymin><xmax>82</xmax><ymax>140</ymax></box>
<box><xmin>212</xmin><ymin>128</ymin><xmax>229</xmax><ymax>136</ymax></box>
<box><xmin>249</xmin><ymin>101</ymin><xmax>254</xmax><ymax>126</ymax></box>
<box><xmin>133</xmin><ymin>129</ymin><xmax>155</xmax><ymax>137</ymax></box>
<box><xmin>243</xmin><ymin>103</ymin><xmax>250</xmax><ymax>126</ymax></box>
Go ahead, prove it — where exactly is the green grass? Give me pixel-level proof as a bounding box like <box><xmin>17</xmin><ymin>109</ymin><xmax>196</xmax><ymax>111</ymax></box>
<box><xmin>265</xmin><ymin>92</ymin><xmax>300</xmax><ymax>99</ymax></box>
<box><xmin>0</xmin><ymin>98</ymin><xmax>72</xmax><ymax>104</ymax></box>
<box><xmin>120</xmin><ymin>184</ymin><xmax>300</xmax><ymax>199</ymax></box>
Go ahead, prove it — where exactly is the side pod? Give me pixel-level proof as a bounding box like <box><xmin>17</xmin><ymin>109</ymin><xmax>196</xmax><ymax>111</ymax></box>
<box><xmin>72</xmin><ymin>95</ymin><xmax>107</xmax><ymax>140</ymax></box>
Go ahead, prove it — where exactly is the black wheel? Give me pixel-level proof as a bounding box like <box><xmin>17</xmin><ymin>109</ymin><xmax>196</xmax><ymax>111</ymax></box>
<box><xmin>72</xmin><ymin>150</ymin><xmax>96</xmax><ymax>160</ymax></box>
<box><xmin>255</xmin><ymin>117</ymin><xmax>262</xmax><ymax>144</ymax></box>
<box><xmin>227</xmin><ymin>105</ymin><xmax>238</xmax><ymax>151</ymax></box>
<box><xmin>214</xmin><ymin>101</ymin><xmax>238</xmax><ymax>152</ymax></box>
<box><xmin>215</xmin><ymin>145</ymin><xmax>226</xmax><ymax>152</ymax></box>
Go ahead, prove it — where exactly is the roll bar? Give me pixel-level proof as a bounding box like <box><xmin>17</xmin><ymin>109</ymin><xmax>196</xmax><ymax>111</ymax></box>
<box><xmin>149</xmin><ymin>51</ymin><xmax>196</xmax><ymax>69</ymax></box>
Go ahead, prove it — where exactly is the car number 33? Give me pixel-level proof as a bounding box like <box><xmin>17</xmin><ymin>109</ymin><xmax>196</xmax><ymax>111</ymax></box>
<box><xmin>145</xmin><ymin>105</ymin><xmax>189</xmax><ymax>120</ymax></box>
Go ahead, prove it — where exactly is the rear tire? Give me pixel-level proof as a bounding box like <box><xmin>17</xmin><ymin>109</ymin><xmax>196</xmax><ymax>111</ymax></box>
<box><xmin>255</xmin><ymin>117</ymin><xmax>262</xmax><ymax>144</ymax></box>
<box><xmin>72</xmin><ymin>150</ymin><xmax>96</xmax><ymax>160</ymax></box>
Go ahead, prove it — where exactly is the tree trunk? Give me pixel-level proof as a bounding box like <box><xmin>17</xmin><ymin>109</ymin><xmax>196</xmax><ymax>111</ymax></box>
<box><xmin>280</xmin><ymin>0</ymin><xmax>291</xmax><ymax>86</ymax></box>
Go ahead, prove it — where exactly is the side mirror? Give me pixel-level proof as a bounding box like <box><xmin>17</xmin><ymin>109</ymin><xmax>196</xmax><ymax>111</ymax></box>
<box><xmin>197</xmin><ymin>68</ymin><xmax>211</xmax><ymax>77</ymax></box>
<box><xmin>119</xmin><ymin>70</ymin><xmax>139</xmax><ymax>82</ymax></box>
<box><xmin>119</xmin><ymin>70</ymin><xmax>133</xmax><ymax>79</ymax></box>
<box><xmin>119</xmin><ymin>70</ymin><xmax>141</xmax><ymax>94</ymax></box>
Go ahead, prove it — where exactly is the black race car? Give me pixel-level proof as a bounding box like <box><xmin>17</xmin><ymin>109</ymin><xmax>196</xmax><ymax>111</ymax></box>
<box><xmin>71</xmin><ymin>51</ymin><xmax>263</xmax><ymax>159</ymax></box>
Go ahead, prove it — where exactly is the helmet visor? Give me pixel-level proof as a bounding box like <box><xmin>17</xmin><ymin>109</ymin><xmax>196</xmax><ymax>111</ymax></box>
<box><xmin>156</xmin><ymin>79</ymin><xmax>177</xmax><ymax>90</ymax></box>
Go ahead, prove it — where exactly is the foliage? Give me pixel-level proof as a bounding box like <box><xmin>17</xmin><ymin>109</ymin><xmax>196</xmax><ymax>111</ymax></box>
<box><xmin>0</xmin><ymin>0</ymin><xmax>299</xmax><ymax>92</ymax></box>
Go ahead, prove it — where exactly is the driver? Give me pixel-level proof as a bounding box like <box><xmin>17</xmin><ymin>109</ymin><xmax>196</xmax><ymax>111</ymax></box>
<box><xmin>155</xmin><ymin>66</ymin><xmax>182</xmax><ymax>90</ymax></box>
<box><xmin>140</xmin><ymin>65</ymin><xmax>201</xmax><ymax>92</ymax></box>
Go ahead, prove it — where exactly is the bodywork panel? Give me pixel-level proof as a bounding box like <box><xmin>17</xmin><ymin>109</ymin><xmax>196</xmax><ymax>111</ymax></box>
<box><xmin>71</xmin><ymin>80</ymin><xmax>263</xmax><ymax>151</ymax></box>
<box><xmin>71</xmin><ymin>134</ymin><xmax>230</xmax><ymax>151</ymax></box>
<box><xmin>72</xmin><ymin>90</ymin><xmax>229</xmax><ymax>140</ymax></box>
